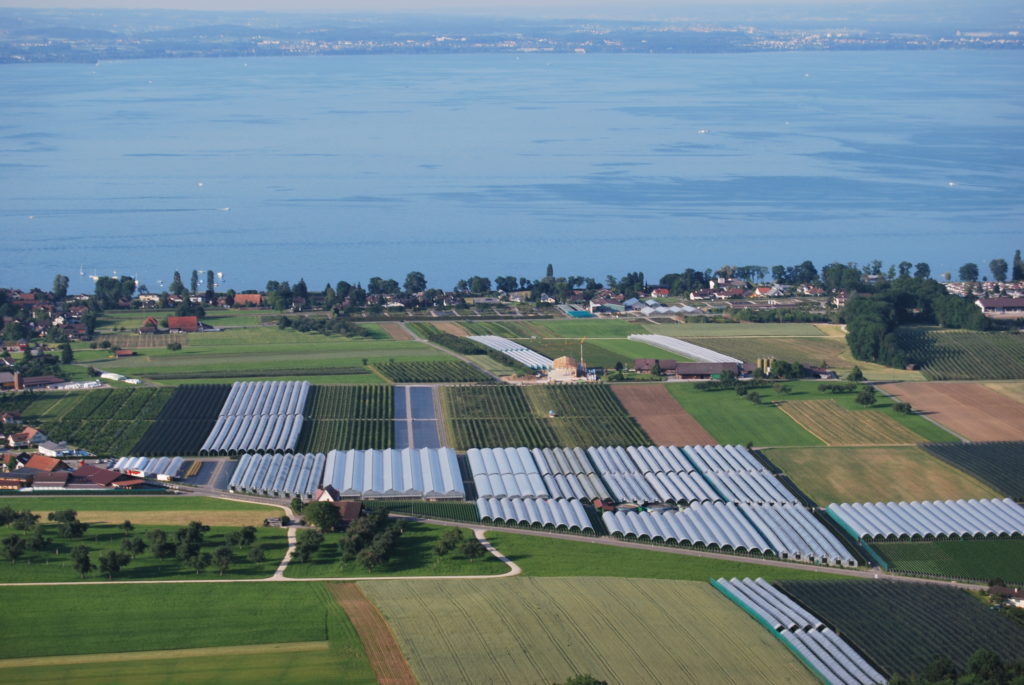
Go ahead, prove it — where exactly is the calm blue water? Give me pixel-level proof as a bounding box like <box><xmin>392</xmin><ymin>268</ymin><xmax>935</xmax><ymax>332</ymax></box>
<box><xmin>2</xmin><ymin>52</ymin><xmax>1022</xmax><ymax>292</ymax></box>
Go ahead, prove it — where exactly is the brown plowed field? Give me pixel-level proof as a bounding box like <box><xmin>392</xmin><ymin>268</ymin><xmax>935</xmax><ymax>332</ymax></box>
<box><xmin>613</xmin><ymin>384</ymin><xmax>715</xmax><ymax>445</ymax></box>
<box><xmin>378</xmin><ymin>322</ymin><xmax>415</xmax><ymax>341</ymax></box>
<box><xmin>432</xmin><ymin>321</ymin><xmax>469</xmax><ymax>336</ymax></box>
<box><xmin>881</xmin><ymin>382</ymin><xmax>1024</xmax><ymax>441</ymax></box>
<box><xmin>330</xmin><ymin>583</ymin><xmax>417</xmax><ymax>685</ymax></box>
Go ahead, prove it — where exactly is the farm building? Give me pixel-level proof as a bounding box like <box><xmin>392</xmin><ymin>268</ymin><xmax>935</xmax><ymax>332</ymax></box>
<box><xmin>468</xmin><ymin>335</ymin><xmax>554</xmax><ymax>370</ymax></box>
<box><xmin>199</xmin><ymin>381</ymin><xmax>310</xmax><ymax>456</ymax></box>
<box><xmin>233</xmin><ymin>293</ymin><xmax>264</xmax><ymax>306</ymax></box>
<box><xmin>633</xmin><ymin>359</ymin><xmax>746</xmax><ymax>379</ymax></box>
<box><xmin>713</xmin><ymin>578</ymin><xmax>886</xmax><ymax>685</ymax></box>
<box><xmin>975</xmin><ymin>297</ymin><xmax>1024</xmax><ymax>318</ymax></box>
<box><xmin>477</xmin><ymin>496</ymin><xmax>594</xmax><ymax>532</ymax></box>
<box><xmin>228</xmin><ymin>452</ymin><xmax>325</xmax><ymax>499</ymax></box>
<box><xmin>827</xmin><ymin>498</ymin><xmax>1024</xmax><ymax>541</ymax></box>
<box><xmin>320</xmin><ymin>448</ymin><xmax>464</xmax><ymax>500</ymax></box>
<box><xmin>166</xmin><ymin>316</ymin><xmax>200</xmax><ymax>332</ymax></box>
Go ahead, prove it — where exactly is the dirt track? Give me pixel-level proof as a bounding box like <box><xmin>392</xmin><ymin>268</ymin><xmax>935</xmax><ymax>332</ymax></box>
<box><xmin>612</xmin><ymin>384</ymin><xmax>716</xmax><ymax>445</ymax></box>
<box><xmin>330</xmin><ymin>583</ymin><xmax>418</xmax><ymax>685</ymax></box>
<box><xmin>881</xmin><ymin>382</ymin><xmax>1024</xmax><ymax>441</ymax></box>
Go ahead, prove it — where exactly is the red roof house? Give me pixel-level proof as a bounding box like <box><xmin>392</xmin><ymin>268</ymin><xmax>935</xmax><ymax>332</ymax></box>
<box><xmin>166</xmin><ymin>316</ymin><xmax>199</xmax><ymax>332</ymax></box>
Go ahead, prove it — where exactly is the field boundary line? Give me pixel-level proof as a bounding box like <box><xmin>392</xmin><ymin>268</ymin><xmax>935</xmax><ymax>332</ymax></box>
<box><xmin>0</xmin><ymin>641</ymin><xmax>328</xmax><ymax>669</ymax></box>
<box><xmin>775</xmin><ymin>401</ymin><xmax>834</xmax><ymax>445</ymax></box>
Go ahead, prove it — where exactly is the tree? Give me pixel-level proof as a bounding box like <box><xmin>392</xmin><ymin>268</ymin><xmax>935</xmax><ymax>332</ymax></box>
<box><xmin>650</xmin><ymin>360</ymin><xmax>662</xmax><ymax>377</ymax></box>
<box><xmin>990</xmin><ymin>258</ymin><xmax>1009</xmax><ymax>282</ymax></box>
<box><xmin>290</xmin><ymin>497</ymin><xmax>305</xmax><ymax>515</ymax></box>
<box><xmin>546</xmin><ymin>263</ymin><xmax>554</xmax><ymax>279</ymax></box>
<box><xmin>212</xmin><ymin>545</ymin><xmax>233</xmax><ymax>576</ymax></box>
<box><xmin>144</xmin><ymin>528</ymin><xmax>168</xmax><ymax>555</ymax></box>
<box><xmin>1014</xmin><ymin>249</ymin><xmax>1024</xmax><ymax>281</ymax></box>
<box><xmin>893</xmin><ymin>401</ymin><xmax>913</xmax><ymax>415</ymax></box>
<box><xmin>228</xmin><ymin>526</ymin><xmax>257</xmax><ymax>549</ymax></box>
<box><xmin>967</xmin><ymin>649</ymin><xmax>1005</xmax><ymax>681</ymax></box>
<box><xmin>435</xmin><ymin>528</ymin><xmax>464</xmax><ymax>557</ymax></box>
<box><xmin>98</xmin><ymin>550</ymin><xmax>130</xmax><ymax>579</ymax></box>
<box><xmin>120</xmin><ymin>536</ymin><xmax>146</xmax><ymax>558</ymax></box>
<box><xmin>246</xmin><ymin>544</ymin><xmax>266</xmax><ymax>564</ymax></box>
<box><xmin>846</xmin><ymin>366</ymin><xmax>864</xmax><ymax>382</ymax></box>
<box><xmin>460</xmin><ymin>537</ymin><xmax>486</xmax><ymax>560</ymax></box>
<box><xmin>404</xmin><ymin>271</ymin><xmax>427</xmax><ymax>295</ymax></box>
<box><xmin>71</xmin><ymin>545</ymin><xmax>93</xmax><ymax>578</ymax></box>
<box><xmin>855</xmin><ymin>385</ymin><xmax>877</xmax><ymax>406</ymax></box>
<box><xmin>120</xmin><ymin>520</ymin><xmax>135</xmax><ymax>535</ymax></box>
<box><xmin>176</xmin><ymin>521</ymin><xmax>209</xmax><ymax>546</ymax></box>
<box><xmin>170</xmin><ymin>271</ymin><xmax>186</xmax><ymax>297</ymax></box>
<box><xmin>206</xmin><ymin>269</ymin><xmax>215</xmax><ymax>296</ymax></box>
<box><xmin>2</xmin><ymin>534</ymin><xmax>25</xmax><ymax>563</ymax></box>
<box><xmin>26</xmin><ymin>525</ymin><xmax>49</xmax><ymax>551</ymax></box>
<box><xmin>748</xmin><ymin>391</ymin><xmax>762</xmax><ymax>404</ymax></box>
<box><xmin>914</xmin><ymin>262</ymin><xmax>930</xmax><ymax>280</ymax></box>
<box><xmin>52</xmin><ymin>274</ymin><xmax>69</xmax><ymax>300</ymax></box>
<box><xmin>959</xmin><ymin>262</ymin><xmax>979</xmax><ymax>282</ymax></box>
<box><xmin>303</xmin><ymin>502</ymin><xmax>341</xmax><ymax>533</ymax></box>
<box><xmin>59</xmin><ymin>342</ymin><xmax>73</xmax><ymax>364</ymax></box>
<box><xmin>184</xmin><ymin>552</ymin><xmax>212</xmax><ymax>575</ymax></box>
<box><xmin>190</xmin><ymin>270</ymin><xmax>199</xmax><ymax>295</ymax></box>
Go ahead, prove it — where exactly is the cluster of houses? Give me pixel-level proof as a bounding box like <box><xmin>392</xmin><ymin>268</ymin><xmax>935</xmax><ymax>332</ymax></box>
<box><xmin>944</xmin><ymin>281</ymin><xmax>1024</xmax><ymax>319</ymax></box>
<box><xmin>0</xmin><ymin>453</ymin><xmax>146</xmax><ymax>492</ymax></box>
<box><xmin>1</xmin><ymin>289</ymin><xmax>92</xmax><ymax>341</ymax></box>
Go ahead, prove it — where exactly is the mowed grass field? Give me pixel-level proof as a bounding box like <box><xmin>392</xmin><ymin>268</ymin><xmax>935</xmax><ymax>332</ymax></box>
<box><xmin>535</xmin><ymin>320</ymin><xmax>826</xmax><ymax>338</ymax></box>
<box><xmin>762</xmin><ymin>446</ymin><xmax>999</xmax><ymax>506</ymax></box>
<box><xmin>873</xmin><ymin>539</ymin><xmax>1024</xmax><ymax>584</ymax></box>
<box><xmin>0</xmin><ymin>583</ymin><xmax>376</xmax><ymax>684</ymax></box>
<box><xmin>363</xmin><ymin>577</ymin><xmax>817</xmax><ymax>685</ymax></box>
<box><xmin>486</xmin><ymin>530</ymin><xmax>836</xmax><ymax>582</ymax></box>
<box><xmin>0</xmin><ymin>495</ymin><xmax>281</xmax><ymax>527</ymax></box>
<box><xmin>778</xmin><ymin>399</ymin><xmax>922</xmax><ymax>445</ymax></box>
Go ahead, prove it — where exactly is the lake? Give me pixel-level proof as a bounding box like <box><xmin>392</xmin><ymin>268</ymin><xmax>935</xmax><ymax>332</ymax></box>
<box><xmin>2</xmin><ymin>51</ymin><xmax>1022</xmax><ymax>292</ymax></box>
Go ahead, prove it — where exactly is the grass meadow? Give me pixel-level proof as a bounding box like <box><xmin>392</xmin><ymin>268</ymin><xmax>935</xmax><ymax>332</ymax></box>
<box><xmin>0</xmin><ymin>583</ymin><xmax>377</xmax><ymax>684</ymax></box>
<box><xmin>761</xmin><ymin>446</ymin><xmax>999</xmax><ymax>506</ymax></box>
<box><xmin>363</xmin><ymin>577</ymin><xmax>816</xmax><ymax>685</ymax></box>
<box><xmin>485</xmin><ymin>530</ymin><xmax>835</xmax><ymax>581</ymax></box>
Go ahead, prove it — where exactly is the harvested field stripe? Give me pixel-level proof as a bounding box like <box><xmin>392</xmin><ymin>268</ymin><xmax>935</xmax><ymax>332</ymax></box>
<box><xmin>378</xmin><ymin>322</ymin><xmax>416</xmax><ymax>341</ymax></box>
<box><xmin>778</xmin><ymin>399</ymin><xmax>921</xmax><ymax>446</ymax></box>
<box><xmin>0</xmin><ymin>641</ymin><xmax>328</xmax><ymax>669</ymax></box>
<box><xmin>330</xmin><ymin>583</ymin><xmax>417</xmax><ymax>685</ymax></box>
<box><xmin>612</xmin><ymin>384</ymin><xmax>715</xmax><ymax>445</ymax></box>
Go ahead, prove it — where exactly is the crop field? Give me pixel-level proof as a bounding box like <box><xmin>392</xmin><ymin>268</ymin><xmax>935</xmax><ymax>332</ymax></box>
<box><xmin>295</xmin><ymin>385</ymin><xmax>393</xmax><ymax>452</ymax></box>
<box><xmin>329</xmin><ymin>584</ymin><xmax>417</xmax><ymax>685</ymax></box>
<box><xmin>486</xmin><ymin>530</ymin><xmax>836</xmax><ymax>582</ymax></box>
<box><xmin>372</xmin><ymin>360</ymin><xmax>494</xmax><ymax>383</ymax></box>
<box><xmin>920</xmin><ymin>441</ymin><xmax>1024</xmax><ymax>499</ymax></box>
<box><xmin>15</xmin><ymin>388</ymin><xmax>173</xmax><ymax>457</ymax></box>
<box><xmin>985</xmin><ymin>381</ymin><xmax>1024</xmax><ymax>405</ymax></box>
<box><xmin>762</xmin><ymin>446</ymin><xmax>999</xmax><ymax>506</ymax></box>
<box><xmin>461</xmin><ymin>320</ymin><xmax>550</xmax><ymax>338</ymax></box>
<box><xmin>873</xmin><ymin>539</ymin><xmax>1024</xmax><ymax>584</ymax></box>
<box><xmin>440</xmin><ymin>385</ymin><xmax>649</xmax><ymax>449</ymax></box>
<box><xmin>0</xmin><ymin>495</ymin><xmax>279</xmax><ymax>525</ymax></box>
<box><xmin>613</xmin><ymin>384</ymin><xmax>716</xmax><ymax>445</ymax></box>
<box><xmin>363</xmin><ymin>577</ymin><xmax>816</xmax><ymax>685</ymax></box>
<box><xmin>882</xmin><ymin>382</ymin><xmax>1024</xmax><ymax>441</ymax></box>
<box><xmin>377</xmin><ymin>322</ymin><xmax>415</xmax><ymax>341</ymax></box>
<box><xmin>776</xmin><ymin>579</ymin><xmax>1024</xmax><ymax>677</ymax></box>
<box><xmin>94</xmin><ymin>332</ymin><xmax>188</xmax><ymax>348</ymax></box>
<box><xmin>777</xmin><ymin>399</ymin><xmax>922</xmax><ymax>445</ymax></box>
<box><xmin>666</xmin><ymin>384</ymin><xmax>822</xmax><ymax>447</ymax></box>
<box><xmin>131</xmin><ymin>384</ymin><xmax>231</xmax><ymax>455</ymax></box>
<box><xmin>285</xmin><ymin>522</ymin><xmax>505</xmax><ymax>579</ymax></box>
<box><xmin>897</xmin><ymin>327</ymin><xmax>1024</xmax><ymax>381</ymax></box>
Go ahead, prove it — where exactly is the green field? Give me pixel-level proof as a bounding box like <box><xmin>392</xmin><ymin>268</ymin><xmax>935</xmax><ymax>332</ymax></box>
<box><xmin>296</xmin><ymin>385</ymin><xmax>393</xmax><ymax>452</ymax></box>
<box><xmin>762</xmin><ymin>446</ymin><xmax>1000</xmax><ymax>506</ymax></box>
<box><xmin>520</xmin><ymin>337</ymin><xmax>695</xmax><ymax>368</ymax></box>
<box><xmin>777</xmin><ymin>579</ymin><xmax>1024</xmax><ymax>677</ymax></box>
<box><xmin>0</xmin><ymin>583</ymin><xmax>376</xmax><ymax>684</ymax></box>
<box><xmin>441</xmin><ymin>385</ymin><xmax>649</xmax><ymax>449</ymax></box>
<box><xmin>0</xmin><ymin>583</ymin><xmax>331</xmax><ymax>657</ymax></box>
<box><xmin>285</xmin><ymin>522</ymin><xmax>506</xmax><ymax>578</ymax></box>
<box><xmin>873</xmin><ymin>539</ymin><xmax>1024</xmax><ymax>584</ymax></box>
<box><xmin>666</xmin><ymin>383</ymin><xmax>822</xmax><ymax>447</ymax></box>
<box><xmin>0</xmin><ymin>522</ymin><xmax>287</xmax><ymax>582</ymax></box>
<box><xmin>76</xmin><ymin>326</ymin><xmax>444</xmax><ymax>384</ymax></box>
<box><xmin>898</xmin><ymin>327</ymin><xmax>1024</xmax><ymax>381</ymax></box>
<box><xmin>363</xmin><ymin>577</ymin><xmax>816</xmax><ymax>685</ymax></box>
<box><xmin>486</xmin><ymin>530</ymin><xmax>837</xmax><ymax>581</ymax></box>
<box><xmin>665</xmin><ymin>380</ymin><xmax>955</xmax><ymax>448</ymax></box>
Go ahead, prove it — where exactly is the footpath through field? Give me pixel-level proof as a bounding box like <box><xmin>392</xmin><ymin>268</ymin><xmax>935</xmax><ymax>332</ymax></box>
<box><xmin>329</xmin><ymin>583</ymin><xmax>417</xmax><ymax>685</ymax></box>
